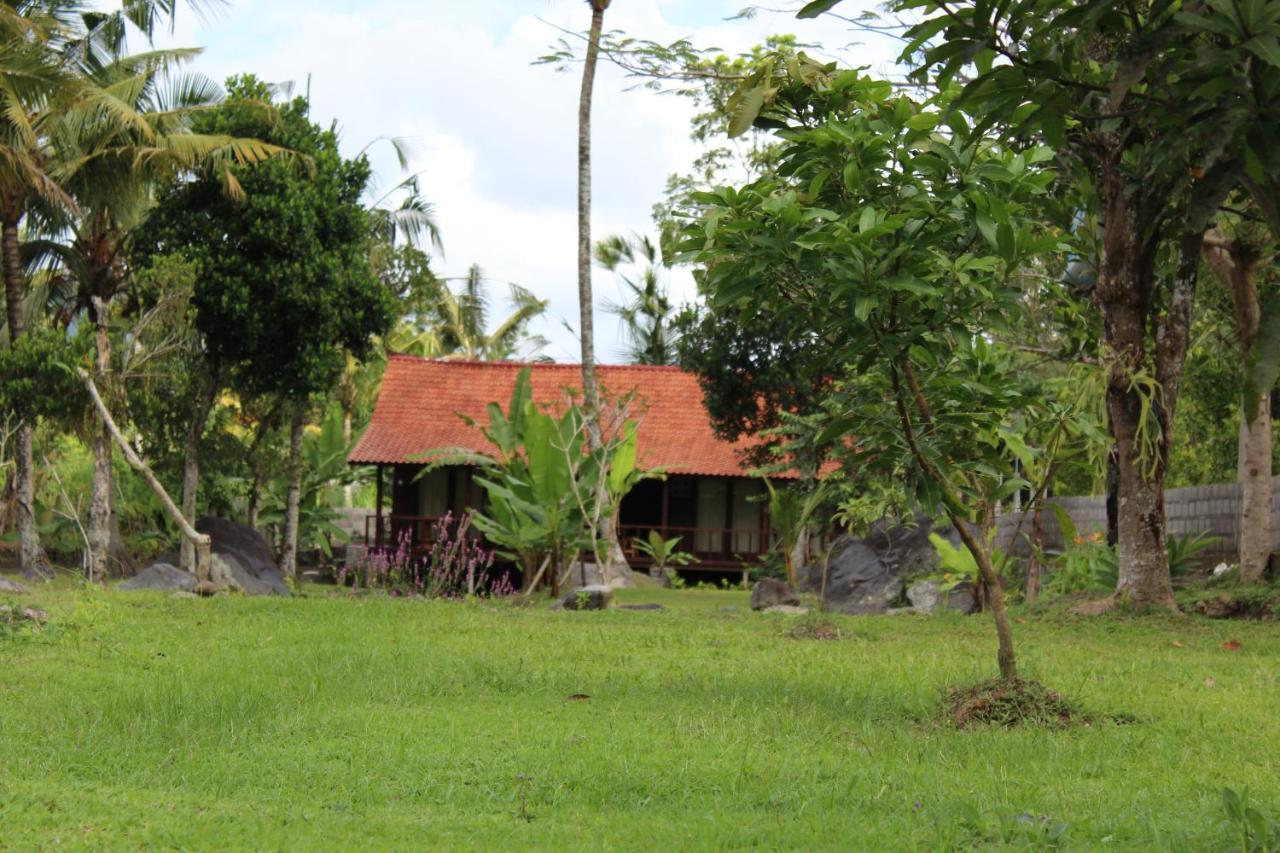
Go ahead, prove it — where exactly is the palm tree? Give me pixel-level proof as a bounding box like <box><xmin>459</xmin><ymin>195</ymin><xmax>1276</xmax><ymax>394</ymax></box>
<box><xmin>0</xmin><ymin>7</ymin><xmax>78</xmax><ymax>578</ymax></box>
<box><xmin>596</xmin><ymin>232</ymin><xmax>680</xmax><ymax>365</ymax></box>
<box><xmin>575</xmin><ymin>0</ymin><xmax>631</xmax><ymax>584</ymax></box>
<box><xmin>388</xmin><ymin>264</ymin><xmax>548</xmax><ymax>361</ymax></box>
<box><xmin>32</xmin><ymin>49</ymin><xmax>296</xmax><ymax>579</ymax></box>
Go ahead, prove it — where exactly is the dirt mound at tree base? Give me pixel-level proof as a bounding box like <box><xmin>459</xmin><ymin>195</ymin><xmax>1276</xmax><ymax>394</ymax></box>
<box><xmin>946</xmin><ymin>677</ymin><xmax>1083</xmax><ymax>729</ymax></box>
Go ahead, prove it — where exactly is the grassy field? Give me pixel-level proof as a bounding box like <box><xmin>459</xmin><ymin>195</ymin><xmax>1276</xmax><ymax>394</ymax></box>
<box><xmin>0</xmin><ymin>583</ymin><xmax>1277</xmax><ymax>850</ymax></box>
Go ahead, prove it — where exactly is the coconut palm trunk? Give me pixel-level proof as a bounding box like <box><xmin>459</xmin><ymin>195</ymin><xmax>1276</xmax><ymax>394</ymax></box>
<box><xmin>87</xmin><ymin>298</ymin><xmax>113</xmax><ymax>581</ymax></box>
<box><xmin>575</xmin><ymin>0</ymin><xmax>630</xmax><ymax>585</ymax></box>
<box><xmin>2</xmin><ymin>208</ymin><xmax>44</xmax><ymax>577</ymax></box>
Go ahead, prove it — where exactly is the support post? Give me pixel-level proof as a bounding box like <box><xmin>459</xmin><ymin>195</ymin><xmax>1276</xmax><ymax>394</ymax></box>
<box><xmin>374</xmin><ymin>464</ymin><xmax>385</xmax><ymax>550</ymax></box>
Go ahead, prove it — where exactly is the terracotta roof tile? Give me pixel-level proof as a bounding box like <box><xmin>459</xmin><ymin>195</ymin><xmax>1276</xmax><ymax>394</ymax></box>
<box><xmin>348</xmin><ymin>355</ymin><xmax>784</xmax><ymax>478</ymax></box>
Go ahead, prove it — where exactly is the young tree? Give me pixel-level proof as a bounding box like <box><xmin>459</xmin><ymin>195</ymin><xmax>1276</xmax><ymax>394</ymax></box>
<box><xmin>677</xmin><ymin>67</ymin><xmax>1060</xmax><ymax>681</ymax></box>
<box><xmin>134</xmin><ymin>75</ymin><xmax>393</xmax><ymax>579</ymax></box>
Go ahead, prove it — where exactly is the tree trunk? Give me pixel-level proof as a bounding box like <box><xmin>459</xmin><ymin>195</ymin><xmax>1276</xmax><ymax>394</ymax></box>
<box><xmin>576</xmin><ymin>1</ymin><xmax>608</xmax><ymax>418</ymax></box>
<box><xmin>1025</xmin><ymin>502</ymin><xmax>1043</xmax><ymax>604</ymax></box>
<box><xmin>1095</xmin><ymin>173</ymin><xmax>1176</xmax><ymax>610</ymax></box>
<box><xmin>78</xmin><ymin>369</ymin><xmax>212</xmax><ymax>581</ymax></box>
<box><xmin>248</xmin><ymin>467</ymin><xmax>263</xmax><ymax>530</ymax></box>
<box><xmin>574</xmin><ymin>1</ymin><xmax>629</xmax><ymax>583</ymax></box>
<box><xmin>1238</xmin><ymin>397</ymin><xmax>1272</xmax><ymax>582</ymax></box>
<box><xmin>1203</xmin><ymin>231</ymin><xmax>1271</xmax><ymax>583</ymax></box>
<box><xmin>3</xmin><ymin>213</ymin><xmax>44</xmax><ymax>578</ymax></box>
<box><xmin>179</xmin><ymin>383</ymin><xmax>217</xmax><ymax>573</ymax></box>
<box><xmin>952</xmin><ymin>518</ymin><xmax>1018</xmax><ymax>680</ymax></box>
<box><xmin>342</xmin><ymin>406</ymin><xmax>354</xmax><ymax>508</ymax></box>
<box><xmin>280</xmin><ymin>409</ymin><xmax>305</xmax><ymax>580</ymax></box>
<box><xmin>86</xmin><ymin>303</ymin><xmax>113</xmax><ymax>582</ymax></box>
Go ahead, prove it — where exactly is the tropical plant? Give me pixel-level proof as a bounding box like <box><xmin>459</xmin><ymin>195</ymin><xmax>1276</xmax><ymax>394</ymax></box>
<box><xmin>634</xmin><ymin>529</ymin><xmax>698</xmax><ymax>574</ymax></box>
<box><xmin>435</xmin><ymin>367</ymin><xmax>647</xmax><ymax>595</ymax></box>
<box><xmin>763</xmin><ymin>478</ymin><xmax>827</xmax><ymax>588</ymax></box>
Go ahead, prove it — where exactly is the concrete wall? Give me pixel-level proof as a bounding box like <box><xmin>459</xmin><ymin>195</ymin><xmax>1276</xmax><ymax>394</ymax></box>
<box><xmin>994</xmin><ymin>477</ymin><xmax>1280</xmax><ymax>566</ymax></box>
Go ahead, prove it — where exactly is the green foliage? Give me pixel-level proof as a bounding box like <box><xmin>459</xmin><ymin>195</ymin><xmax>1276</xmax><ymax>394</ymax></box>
<box><xmin>1221</xmin><ymin>787</ymin><xmax>1280</xmax><ymax>852</ymax></box>
<box><xmin>0</xmin><ymin>326</ymin><xmax>89</xmax><ymax>424</ymax></box>
<box><xmin>1047</xmin><ymin>533</ymin><xmax>1116</xmax><ymax>597</ymax></box>
<box><xmin>1167</xmin><ymin>530</ymin><xmax>1221</xmax><ymax>578</ymax></box>
<box><xmin>258</xmin><ymin>404</ymin><xmax>364</xmax><ymax>559</ymax></box>
<box><xmin>634</xmin><ymin>530</ymin><xmax>698</xmax><ymax>570</ymax></box>
<box><xmin>675</xmin><ymin>66</ymin><xmax>1058</xmax><ymax>526</ymax></box>
<box><xmin>447</xmin><ymin>369</ymin><xmax>648</xmax><ymax>583</ymax></box>
<box><xmin>133</xmin><ymin>74</ymin><xmax>393</xmax><ymax>403</ymax></box>
<box><xmin>929</xmin><ymin>532</ymin><xmax>1013</xmax><ymax>593</ymax></box>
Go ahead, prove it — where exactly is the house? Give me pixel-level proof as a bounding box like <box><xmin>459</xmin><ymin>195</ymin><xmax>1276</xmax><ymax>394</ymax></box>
<box><xmin>348</xmin><ymin>355</ymin><xmax>797</xmax><ymax>579</ymax></box>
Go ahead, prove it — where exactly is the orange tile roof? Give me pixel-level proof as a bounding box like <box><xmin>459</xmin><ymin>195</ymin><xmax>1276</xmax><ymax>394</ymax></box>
<box><xmin>348</xmin><ymin>355</ymin><xmax>785</xmax><ymax>478</ymax></box>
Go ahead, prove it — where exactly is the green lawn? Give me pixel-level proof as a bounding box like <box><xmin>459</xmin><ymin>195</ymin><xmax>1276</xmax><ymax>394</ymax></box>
<box><xmin>0</xmin><ymin>584</ymin><xmax>1277</xmax><ymax>850</ymax></box>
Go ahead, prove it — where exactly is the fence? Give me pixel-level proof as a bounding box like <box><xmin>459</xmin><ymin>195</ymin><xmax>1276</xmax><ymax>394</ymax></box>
<box><xmin>993</xmin><ymin>478</ymin><xmax>1280</xmax><ymax>566</ymax></box>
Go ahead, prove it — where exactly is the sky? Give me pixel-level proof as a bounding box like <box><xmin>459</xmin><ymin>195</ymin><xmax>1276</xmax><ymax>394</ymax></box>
<box><xmin>152</xmin><ymin>0</ymin><xmax>904</xmax><ymax>363</ymax></box>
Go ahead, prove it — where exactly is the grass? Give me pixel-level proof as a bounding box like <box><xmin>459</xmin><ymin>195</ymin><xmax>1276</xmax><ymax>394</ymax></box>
<box><xmin>0</xmin><ymin>582</ymin><xmax>1278</xmax><ymax>850</ymax></box>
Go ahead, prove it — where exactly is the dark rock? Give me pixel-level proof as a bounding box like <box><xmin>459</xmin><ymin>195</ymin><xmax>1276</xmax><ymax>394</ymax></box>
<box><xmin>196</xmin><ymin>517</ymin><xmax>291</xmax><ymax>596</ymax></box>
<box><xmin>118</xmin><ymin>563</ymin><xmax>197</xmax><ymax>593</ymax></box>
<box><xmin>818</xmin><ymin>538</ymin><xmax>903</xmax><ymax>614</ymax></box>
<box><xmin>750</xmin><ymin>578</ymin><xmax>800</xmax><ymax>610</ymax></box>
<box><xmin>801</xmin><ymin>514</ymin><xmax>947</xmax><ymax>615</ymax></box>
<box><xmin>620</xmin><ymin>603</ymin><xmax>665</xmax><ymax>611</ymax></box>
<box><xmin>0</xmin><ymin>576</ymin><xmax>28</xmax><ymax>595</ymax></box>
<box><xmin>559</xmin><ymin>584</ymin><xmax>614</xmax><ymax>611</ymax></box>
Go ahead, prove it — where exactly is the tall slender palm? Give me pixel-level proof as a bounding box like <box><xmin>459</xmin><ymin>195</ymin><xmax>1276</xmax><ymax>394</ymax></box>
<box><xmin>575</xmin><ymin>0</ymin><xmax>630</xmax><ymax>583</ymax></box>
<box><xmin>0</xmin><ymin>3</ymin><xmax>85</xmax><ymax>577</ymax></box>
<box><xmin>32</xmin><ymin>49</ymin><xmax>295</xmax><ymax>579</ymax></box>
<box><xmin>577</xmin><ymin>0</ymin><xmax>609</xmax><ymax>418</ymax></box>
<box><xmin>596</xmin><ymin>232</ymin><xmax>679</xmax><ymax>365</ymax></box>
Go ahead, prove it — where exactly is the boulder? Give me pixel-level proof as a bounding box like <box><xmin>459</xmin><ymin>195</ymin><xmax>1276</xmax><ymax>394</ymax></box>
<box><xmin>0</xmin><ymin>576</ymin><xmax>28</xmax><ymax>595</ymax></box>
<box><xmin>801</xmin><ymin>514</ymin><xmax>947</xmax><ymax>615</ymax></box>
<box><xmin>118</xmin><ymin>563</ymin><xmax>197</xmax><ymax>593</ymax></box>
<box><xmin>750</xmin><ymin>578</ymin><xmax>800</xmax><ymax>611</ymax></box>
<box><xmin>197</xmin><ymin>517</ymin><xmax>290</xmax><ymax>596</ymax></box>
<box><xmin>559</xmin><ymin>584</ymin><xmax>614</xmax><ymax>611</ymax></box>
<box><xmin>907</xmin><ymin>579</ymin><xmax>979</xmax><ymax>615</ymax></box>
<box><xmin>818</xmin><ymin>537</ymin><xmax>903</xmax><ymax>614</ymax></box>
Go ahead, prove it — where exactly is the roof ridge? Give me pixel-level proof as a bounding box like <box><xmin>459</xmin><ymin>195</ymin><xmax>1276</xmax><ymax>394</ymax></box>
<box><xmin>384</xmin><ymin>354</ymin><xmax>687</xmax><ymax>372</ymax></box>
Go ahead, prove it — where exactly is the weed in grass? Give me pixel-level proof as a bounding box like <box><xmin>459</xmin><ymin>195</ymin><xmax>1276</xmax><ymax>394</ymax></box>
<box><xmin>1221</xmin><ymin>787</ymin><xmax>1280</xmax><ymax>852</ymax></box>
<box><xmin>945</xmin><ymin>677</ymin><xmax>1083</xmax><ymax>729</ymax></box>
<box><xmin>788</xmin><ymin>616</ymin><xmax>842</xmax><ymax>641</ymax></box>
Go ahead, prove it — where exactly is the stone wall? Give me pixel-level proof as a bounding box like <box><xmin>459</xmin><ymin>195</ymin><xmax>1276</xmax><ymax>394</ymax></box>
<box><xmin>994</xmin><ymin>478</ymin><xmax>1280</xmax><ymax>566</ymax></box>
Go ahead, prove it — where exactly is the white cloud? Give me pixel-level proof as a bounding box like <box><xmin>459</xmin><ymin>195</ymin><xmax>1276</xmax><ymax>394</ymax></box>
<box><xmin>152</xmin><ymin>0</ymin><xmax>904</xmax><ymax>362</ymax></box>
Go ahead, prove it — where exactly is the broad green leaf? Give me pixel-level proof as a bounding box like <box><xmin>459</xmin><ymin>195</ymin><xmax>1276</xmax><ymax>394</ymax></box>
<box><xmin>796</xmin><ymin>0</ymin><xmax>843</xmax><ymax>19</ymax></box>
<box><xmin>858</xmin><ymin>206</ymin><xmax>877</xmax><ymax>233</ymax></box>
<box><xmin>728</xmin><ymin>85</ymin><xmax>766</xmax><ymax>138</ymax></box>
